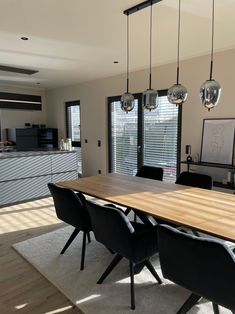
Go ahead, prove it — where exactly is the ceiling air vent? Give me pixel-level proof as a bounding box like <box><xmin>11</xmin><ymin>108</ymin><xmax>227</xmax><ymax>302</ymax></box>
<box><xmin>0</xmin><ymin>65</ymin><xmax>38</xmax><ymax>75</ymax></box>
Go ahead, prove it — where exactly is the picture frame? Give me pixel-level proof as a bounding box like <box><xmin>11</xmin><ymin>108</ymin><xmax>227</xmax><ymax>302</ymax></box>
<box><xmin>200</xmin><ymin>118</ymin><xmax>235</xmax><ymax>165</ymax></box>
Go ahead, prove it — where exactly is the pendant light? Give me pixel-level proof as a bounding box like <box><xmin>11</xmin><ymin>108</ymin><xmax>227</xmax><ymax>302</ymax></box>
<box><xmin>143</xmin><ymin>1</ymin><xmax>158</xmax><ymax>111</ymax></box>
<box><xmin>200</xmin><ymin>0</ymin><xmax>221</xmax><ymax>111</ymax></box>
<box><xmin>167</xmin><ymin>0</ymin><xmax>187</xmax><ymax>105</ymax></box>
<box><xmin>121</xmin><ymin>13</ymin><xmax>135</xmax><ymax>113</ymax></box>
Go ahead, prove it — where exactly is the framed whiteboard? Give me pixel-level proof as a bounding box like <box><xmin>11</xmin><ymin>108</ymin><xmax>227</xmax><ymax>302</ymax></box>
<box><xmin>200</xmin><ymin>118</ymin><xmax>235</xmax><ymax>165</ymax></box>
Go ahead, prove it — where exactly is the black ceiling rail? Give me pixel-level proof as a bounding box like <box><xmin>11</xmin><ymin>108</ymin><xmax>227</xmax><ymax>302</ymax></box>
<box><xmin>123</xmin><ymin>0</ymin><xmax>162</xmax><ymax>16</ymax></box>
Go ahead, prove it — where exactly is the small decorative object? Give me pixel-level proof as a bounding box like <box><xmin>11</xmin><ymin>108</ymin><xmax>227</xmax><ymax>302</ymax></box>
<box><xmin>65</xmin><ymin>138</ymin><xmax>72</xmax><ymax>151</ymax></box>
<box><xmin>200</xmin><ymin>0</ymin><xmax>221</xmax><ymax>111</ymax></box>
<box><xmin>200</xmin><ymin>119</ymin><xmax>235</xmax><ymax>164</ymax></box>
<box><xmin>185</xmin><ymin>144</ymin><xmax>192</xmax><ymax>162</ymax></box>
<box><xmin>121</xmin><ymin>13</ymin><xmax>135</xmax><ymax>113</ymax></box>
<box><xmin>167</xmin><ymin>0</ymin><xmax>187</xmax><ymax>106</ymax></box>
<box><xmin>143</xmin><ymin>2</ymin><xmax>158</xmax><ymax>111</ymax></box>
<box><xmin>59</xmin><ymin>138</ymin><xmax>65</xmax><ymax>151</ymax></box>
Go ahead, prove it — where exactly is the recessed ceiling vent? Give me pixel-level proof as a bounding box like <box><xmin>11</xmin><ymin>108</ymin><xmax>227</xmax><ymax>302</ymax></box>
<box><xmin>0</xmin><ymin>65</ymin><xmax>38</xmax><ymax>75</ymax></box>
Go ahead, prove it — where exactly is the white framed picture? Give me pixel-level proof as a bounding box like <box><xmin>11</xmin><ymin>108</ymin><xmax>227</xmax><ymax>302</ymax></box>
<box><xmin>200</xmin><ymin>118</ymin><xmax>235</xmax><ymax>165</ymax></box>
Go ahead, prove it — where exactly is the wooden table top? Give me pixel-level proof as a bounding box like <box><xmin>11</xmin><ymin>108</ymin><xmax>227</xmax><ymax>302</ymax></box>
<box><xmin>58</xmin><ymin>173</ymin><xmax>235</xmax><ymax>242</ymax></box>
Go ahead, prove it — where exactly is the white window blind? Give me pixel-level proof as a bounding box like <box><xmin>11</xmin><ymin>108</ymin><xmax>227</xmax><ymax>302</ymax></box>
<box><xmin>66</xmin><ymin>101</ymin><xmax>82</xmax><ymax>175</ymax></box>
<box><xmin>144</xmin><ymin>95</ymin><xmax>179</xmax><ymax>182</ymax></box>
<box><xmin>110</xmin><ymin>100</ymin><xmax>138</xmax><ymax>175</ymax></box>
<box><xmin>67</xmin><ymin>105</ymin><xmax>81</xmax><ymax>142</ymax></box>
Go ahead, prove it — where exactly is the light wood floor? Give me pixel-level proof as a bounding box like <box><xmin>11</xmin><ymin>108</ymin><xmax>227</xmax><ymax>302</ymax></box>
<box><xmin>0</xmin><ymin>197</ymin><xmax>83</xmax><ymax>314</ymax></box>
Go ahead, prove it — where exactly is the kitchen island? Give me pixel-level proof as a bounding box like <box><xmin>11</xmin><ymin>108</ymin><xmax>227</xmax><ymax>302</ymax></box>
<box><xmin>0</xmin><ymin>150</ymin><xmax>78</xmax><ymax>206</ymax></box>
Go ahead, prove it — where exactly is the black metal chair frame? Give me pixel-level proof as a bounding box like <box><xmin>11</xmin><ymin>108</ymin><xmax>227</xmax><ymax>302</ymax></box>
<box><xmin>88</xmin><ymin>203</ymin><xmax>162</xmax><ymax>310</ymax></box>
<box><xmin>48</xmin><ymin>183</ymin><xmax>92</xmax><ymax>271</ymax></box>
<box><xmin>158</xmin><ymin>224</ymin><xmax>235</xmax><ymax>314</ymax></box>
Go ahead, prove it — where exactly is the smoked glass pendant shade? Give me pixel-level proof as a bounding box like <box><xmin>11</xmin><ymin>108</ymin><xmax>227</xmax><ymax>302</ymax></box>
<box><xmin>167</xmin><ymin>83</ymin><xmax>188</xmax><ymax>105</ymax></box>
<box><xmin>199</xmin><ymin>79</ymin><xmax>221</xmax><ymax>110</ymax></box>
<box><xmin>121</xmin><ymin>92</ymin><xmax>135</xmax><ymax>112</ymax></box>
<box><xmin>143</xmin><ymin>88</ymin><xmax>158</xmax><ymax>111</ymax></box>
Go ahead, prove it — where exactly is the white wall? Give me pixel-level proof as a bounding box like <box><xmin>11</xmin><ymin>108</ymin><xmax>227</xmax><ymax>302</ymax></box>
<box><xmin>0</xmin><ymin>84</ymin><xmax>47</xmax><ymax>140</ymax></box>
<box><xmin>46</xmin><ymin>48</ymin><xmax>235</xmax><ymax>177</ymax></box>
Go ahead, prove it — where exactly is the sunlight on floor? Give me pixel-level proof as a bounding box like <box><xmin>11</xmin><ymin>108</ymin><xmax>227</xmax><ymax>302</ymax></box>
<box><xmin>15</xmin><ymin>303</ymin><xmax>28</xmax><ymax>309</ymax></box>
<box><xmin>45</xmin><ymin>305</ymin><xmax>73</xmax><ymax>314</ymax></box>
<box><xmin>76</xmin><ymin>294</ymin><xmax>101</xmax><ymax>305</ymax></box>
<box><xmin>0</xmin><ymin>197</ymin><xmax>61</xmax><ymax>234</ymax></box>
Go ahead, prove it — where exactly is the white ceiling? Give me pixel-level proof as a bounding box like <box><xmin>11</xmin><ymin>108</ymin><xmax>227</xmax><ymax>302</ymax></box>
<box><xmin>0</xmin><ymin>0</ymin><xmax>234</xmax><ymax>89</ymax></box>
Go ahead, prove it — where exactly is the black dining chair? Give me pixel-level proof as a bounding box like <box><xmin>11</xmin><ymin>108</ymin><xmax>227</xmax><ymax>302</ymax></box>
<box><xmin>48</xmin><ymin>183</ymin><xmax>92</xmax><ymax>271</ymax></box>
<box><xmin>126</xmin><ymin>165</ymin><xmax>164</xmax><ymax>223</ymax></box>
<box><xmin>158</xmin><ymin>224</ymin><xmax>235</xmax><ymax>314</ymax></box>
<box><xmin>175</xmin><ymin>171</ymin><xmax>213</xmax><ymax>235</ymax></box>
<box><xmin>136</xmin><ymin>165</ymin><xmax>164</xmax><ymax>181</ymax></box>
<box><xmin>175</xmin><ymin>171</ymin><xmax>213</xmax><ymax>190</ymax></box>
<box><xmin>87</xmin><ymin>202</ymin><xmax>162</xmax><ymax>310</ymax></box>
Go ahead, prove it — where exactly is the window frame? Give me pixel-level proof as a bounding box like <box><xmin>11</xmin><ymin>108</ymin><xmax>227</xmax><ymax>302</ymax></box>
<box><xmin>108</xmin><ymin>90</ymin><xmax>182</xmax><ymax>178</ymax></box>
<box><xmin>65</xmin><ymin>100</ymin><xmax>81</xmax><ymax>147</ymax></box>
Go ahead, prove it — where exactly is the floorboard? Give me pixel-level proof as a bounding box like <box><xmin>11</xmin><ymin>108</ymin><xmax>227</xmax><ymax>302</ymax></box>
<box><xmin>0</xmin><ymin>197</ymin><xmax>82</xmax><ymax>314</ymax></box>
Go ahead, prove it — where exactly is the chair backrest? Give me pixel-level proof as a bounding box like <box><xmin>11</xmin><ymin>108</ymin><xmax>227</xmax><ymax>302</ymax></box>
<box><xmin>48</xmin><ymin>183</ymin><xmax>91</xmax><ymax>231</ymax></box>
<box><xmin>87</xmin><ymin>202</ymin><xmax>135</xmax><ymax>257</ymax></box>
<box><xmin>175</xmin><ymin>171</ymin><xmax>212</xmax><ymax>189</ymax></box>
<box><xmin>136</xmin><ymin>165</ymin><xmax>163</xmax><ymax>181</ymax></box>
<box><xmin>158</xmin><ymin>224</ymin><xmax>235</xmax><ymax>312</ymax></box>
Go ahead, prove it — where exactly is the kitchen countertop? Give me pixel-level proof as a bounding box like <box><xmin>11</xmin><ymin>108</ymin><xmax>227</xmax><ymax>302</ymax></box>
<box><xmin>0</xmin><ymin>149</ymin><xmax>77</xmax><ymax>159</ymax></box>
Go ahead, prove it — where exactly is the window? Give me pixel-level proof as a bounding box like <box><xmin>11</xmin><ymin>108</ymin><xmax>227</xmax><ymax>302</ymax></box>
<box><xmin>65</xmin><ymin>100</ymin><xmax>82</xmax><ymax>174</ymax></box>
<box><xmin>108</xmin><ymin>90</ymin><xmax>181</xmax><ymax>181</ymax></box>
<box><xmin>66</xmin><ymin>101</ymin><xmax>81</xmax><ymax>147</ymax></box>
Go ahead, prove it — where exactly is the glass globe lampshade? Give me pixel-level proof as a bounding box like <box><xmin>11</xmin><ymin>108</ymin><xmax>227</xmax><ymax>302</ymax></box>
<box><xmin>143</xmin><ymin>88</ymin><xmax>158</xmax><ymax>111</ymax></box>
<box><xmin>167</xmin><ymin>84</ymin><xmax>188</xmax><ymax>105</ymax></box>
<box><xmin>121</xmin><ymin>92</ymin><xmax>135</xmax><ymax>113</ymax></box>
<box><xmin>200</xmin><ymin>79</ymin><xmax>221</xmax><ymax>110</ymax></box>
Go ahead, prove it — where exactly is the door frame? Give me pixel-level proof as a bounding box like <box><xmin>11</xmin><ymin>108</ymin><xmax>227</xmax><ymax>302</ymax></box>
<box><xmin>108</xmin><ymin>91</ymin><xmax>182</xmax><ymax>177</ymax></box>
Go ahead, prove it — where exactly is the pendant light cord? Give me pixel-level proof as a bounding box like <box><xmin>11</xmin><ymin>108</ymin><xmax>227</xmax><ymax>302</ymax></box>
<box><xmin>149</xmin><ymin>1</ymin><xmax>153</xmax><ymax>89</ymax></box>
<box><xmin>176</xmin><ymin>0</ymin><xmax>181</xmax><ymax>85</ymax></box>
<box><xmin>209</xmin><ymin>0</ymin><xmax>215</xmax><ymax>80</ymax></box>
<box><xmin>126</xmin><ymin>14</ymin><xmax>130</xmax><ymax>93</ymax></box>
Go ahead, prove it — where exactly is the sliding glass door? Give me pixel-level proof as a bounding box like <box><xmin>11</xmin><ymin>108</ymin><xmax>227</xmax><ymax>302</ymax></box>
<box><xmin>108</xmin><ymin>94</ymin><xmax>142</xmax><ymax>175</ymax></box>
<box><xmin>108</xmin><ymin>91</ymin><xmax>181</xmax><ymax>181</ymax></box>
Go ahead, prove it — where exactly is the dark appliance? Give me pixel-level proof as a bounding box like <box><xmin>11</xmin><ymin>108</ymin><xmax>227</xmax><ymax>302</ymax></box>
<box><xmin>7</xmin><ymin>128</ymin><xmax>58</xmax><ymax>150</ymax></box>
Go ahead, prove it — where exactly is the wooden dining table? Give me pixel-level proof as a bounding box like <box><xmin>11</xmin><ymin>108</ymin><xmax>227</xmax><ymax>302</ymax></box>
<box><xmin>58</xmin><ymin>173</ymin><xmax>235</xmax><ymax>242</ymax></box>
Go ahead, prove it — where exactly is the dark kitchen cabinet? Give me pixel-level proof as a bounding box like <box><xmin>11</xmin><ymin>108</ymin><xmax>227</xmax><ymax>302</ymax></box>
<box><xmin>7</xmin><ymin>128</ymin><xmax>58</xmax><ymax>150</ymax></box>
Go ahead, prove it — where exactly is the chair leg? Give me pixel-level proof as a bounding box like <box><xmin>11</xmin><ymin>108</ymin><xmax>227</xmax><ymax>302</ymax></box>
<box><xmin>144</xmin><ymin>260</ymin><xmax>162</xmax><ymax>284</ymax></box>
<box><xmin>134</xmin><ymin>261</ymin><xmax>145</xmax><ymax>274</ymax></box>
<box><xmin>80</xmin><ymin>232</ymin><xmax>87</xmax><ymax>271</ymax></box>
<box><xmin>87</xmin><ymin>232</ymin><xmax>91</xmax><ymax>243</ymax></box>
<box><xmin>134</xmin><ymin>212</ymin><xmax>137</xmax><ymax>222</ymax></box>
<box><xmin>124</xmin><ymin>207</ymin><xmax>132</xmax><ymax>216</ymax></box>
<box><xmin>177</xmin><ymin>293</ymin><xmax>201</xmax><ymax>314</ymax></box>
<box><xmin>129</xmin><ymin>261</ymin><xmax>135</xmax><ymax>310</ymax></box>
<box><xmin>60</xmin><ymin>228</ymin><xmax>80</xmax><ymax>254</ymax></box>
<box><xmin>192</xmin><ymin>230</ymin><xmax>200</xmax><ymax>237</ymax></box>
<box><xmin>212</xmin><ymin>303</ymin><xmax>220</xmax><ymax>314</ymax></box>
<box><xmin>97</xmin><ymin>254</ymin><xmax>123</xmax><ymax>284</ymax></box>
<box><xmin>106</xmin><ymin>247</ymin><xmax>114</xmax><ymax>254</ymax></box>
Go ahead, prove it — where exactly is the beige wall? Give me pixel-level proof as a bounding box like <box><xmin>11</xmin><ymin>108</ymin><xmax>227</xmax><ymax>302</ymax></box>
<box><xmin>0</xmin><ymin>84</ymin><xmax>47</xmax><ymax>140</ymax></box>
<box><xmin>46</xmin><ymin>48</ymin><xmax>235</xmax><ymax>177</ymax></box>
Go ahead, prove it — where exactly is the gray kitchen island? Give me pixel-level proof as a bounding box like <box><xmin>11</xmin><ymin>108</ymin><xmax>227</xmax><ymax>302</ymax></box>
<box><xmin>0</xmin><ymin>150</ymin><xmax>79</xmax><ymax>206</ymax></box>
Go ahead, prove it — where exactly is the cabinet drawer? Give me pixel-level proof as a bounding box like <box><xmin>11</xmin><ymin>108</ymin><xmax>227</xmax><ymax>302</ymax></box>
<box><xmin>0</xmin><ymin>175</ymin><xmax>51</xmax><ymax>206</ymax></box>
<box><xmin>0</xmin><ymin>155</ymin><xmax>51</xmax><ymax>181</ymax></box>
<box><xmin>51</xmin><ymin>153</ymin><xmax>77</xmax><ymax>173</ymax></box>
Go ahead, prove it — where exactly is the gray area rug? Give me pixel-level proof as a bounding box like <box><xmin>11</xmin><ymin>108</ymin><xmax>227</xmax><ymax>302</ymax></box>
<box><xmin>13</xmin><ymin>226</ymin><xmax>230</xmax><ymax>314</ymax></box>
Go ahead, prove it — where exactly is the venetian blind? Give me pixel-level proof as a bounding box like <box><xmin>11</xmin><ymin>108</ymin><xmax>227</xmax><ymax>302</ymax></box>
<box><xmin>144</xmin><ymin>95</ymin><xmax>179</xmax><ymax>182</ymax></box>
<box><xmin>110</xmin><ymin>100</ymin><xmax>138</xmax><ymax>175</ymax></box>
